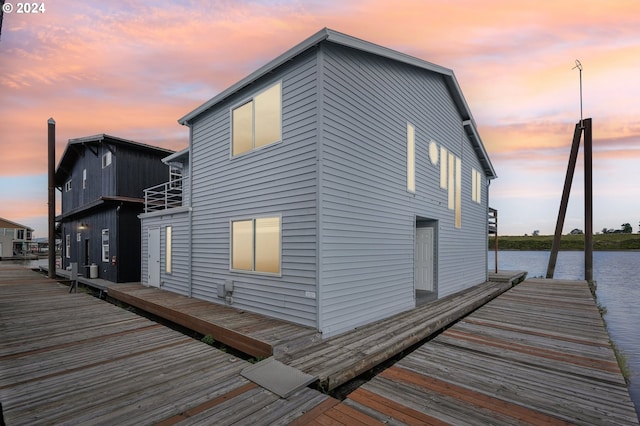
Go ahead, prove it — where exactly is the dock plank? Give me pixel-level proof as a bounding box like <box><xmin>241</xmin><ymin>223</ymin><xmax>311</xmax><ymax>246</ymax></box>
<box><xmin>333</xmin><ymin>278</ymin><xmax>639</xmax><ymax>425</ymax></box>
<box><xmin>0</xmin><ymin>266</ymin><xmax>332</xmax><ymax>425</ymax></box>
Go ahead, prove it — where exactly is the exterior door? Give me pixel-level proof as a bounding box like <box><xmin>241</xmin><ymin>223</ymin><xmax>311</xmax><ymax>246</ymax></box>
<box><xmin>147</xmin><ymin>228</ymin><xmax>160</xmax><ymax>287</ymax></box>
<box><xmin>415</xmin><ymin>227</ymin><xmax>434</xmax><ymax>291</ymax></box>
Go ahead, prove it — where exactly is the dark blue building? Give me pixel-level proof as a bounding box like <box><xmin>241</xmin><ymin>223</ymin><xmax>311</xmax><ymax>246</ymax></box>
<box><xmin>56</xmin><ymin>134</ymin><xmax>174</xmax><ymax>282</ymax></box>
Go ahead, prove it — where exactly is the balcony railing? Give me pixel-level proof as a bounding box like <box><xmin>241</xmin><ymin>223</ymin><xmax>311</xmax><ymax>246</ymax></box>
<box><xmin>144</xmin><ymin>177</ymin><xmax>187</xmax><ymax>213</ymax></box>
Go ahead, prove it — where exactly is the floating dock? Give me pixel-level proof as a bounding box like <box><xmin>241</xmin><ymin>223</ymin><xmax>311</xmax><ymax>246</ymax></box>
<box><xmin>2</xmin><ymin>266</ymin><xmax>637</xmax><ymax>424</ymax></box>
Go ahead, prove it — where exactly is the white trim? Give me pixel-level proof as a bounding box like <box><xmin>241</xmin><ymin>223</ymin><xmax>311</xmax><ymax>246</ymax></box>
<box><xmin>101</xmin><ymin>229</ymin><xmax>109</xmax><ymax>262</ymax></box>
<box><xmin>230</xmin><ymin>80</ymin><xmax>283</xmax><ymax>159</ymax></box>
<box><xmin>229</xmin><ymin>214</ymin><xmax>282</xmax><ymax>277</ymax></box>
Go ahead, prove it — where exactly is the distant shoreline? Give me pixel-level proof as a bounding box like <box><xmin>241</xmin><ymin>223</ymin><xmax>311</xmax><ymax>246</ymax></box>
<box><xmin>489</xmin><ymin>234</ymin><xmax>640</xmax><ymax>251</ymax></box>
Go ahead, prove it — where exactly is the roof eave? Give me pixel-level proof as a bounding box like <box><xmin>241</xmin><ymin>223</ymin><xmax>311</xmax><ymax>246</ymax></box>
<box><xmin>178</xmin><ymin>28</ymin><xmax>331</xmax><ymax>125</ymax></box>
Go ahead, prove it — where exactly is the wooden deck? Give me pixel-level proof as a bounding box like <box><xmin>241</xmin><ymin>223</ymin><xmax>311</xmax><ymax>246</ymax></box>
<box><xmin>306</xmin><ymin>278</ymin><xmax>639</xmax><ymax>425</ymax></box>
<box><xmin>103</xmin><ymin>274</ymin><xmax>523</xmax><ymax>379</ymax></box>
<box><xmin>0</xmin><ymin>266</ymin><xmax>334</xmax><ymax>425</ymax></box>
<box><xmin>280</xmin><ymin>279</ymin><xmax>517</xmax><ymax>391</ymax></box>
<box><xmin>107</xmin><ymin>284</ymin><xmax>322</xmax><ymax>359</ymax></box>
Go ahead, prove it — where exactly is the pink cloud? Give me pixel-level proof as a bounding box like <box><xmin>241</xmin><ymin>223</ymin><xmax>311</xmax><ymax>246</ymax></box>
<box><xmin>1</xmin><ymin>0</ymin><xmax>639</xmax><ymax>235</ymax></box>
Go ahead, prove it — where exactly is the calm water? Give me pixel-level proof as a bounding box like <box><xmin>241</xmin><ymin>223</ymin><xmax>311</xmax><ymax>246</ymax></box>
<box><xmin>489</xmin><ymin>250</ymin><xmax>640</xmax><ymax>417</ymax></box>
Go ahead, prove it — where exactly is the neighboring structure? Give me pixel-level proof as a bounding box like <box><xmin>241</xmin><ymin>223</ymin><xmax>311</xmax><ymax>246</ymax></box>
<box><xmin>140</xmin><ymin>28</ymin><xmax>497</xmax><ymax>337</ymax></box>
<box><xmin>0</xmin><ymin>217</ymin><xmax>34</xmax><ymax>259</ymax></box>
<box><xmin>56</xmin><ymin>134</ymin><xmax>174</xmax><ymax>282</ymax></box>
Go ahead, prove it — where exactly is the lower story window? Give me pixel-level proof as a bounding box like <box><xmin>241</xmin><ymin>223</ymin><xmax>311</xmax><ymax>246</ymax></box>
<box><xmin>165</xmin><ymin>226</ymin><xmax>172</xmax><ymax>274</ymax></box>
<box><xmin>231</xmin><ymin>216</ymin><xmax>281</xmax><ymax>274</ymax></box>
<box><xmin>101</xmin><ymin>229</ymin><xmax>109</xmax><ymax>262</ymax></box>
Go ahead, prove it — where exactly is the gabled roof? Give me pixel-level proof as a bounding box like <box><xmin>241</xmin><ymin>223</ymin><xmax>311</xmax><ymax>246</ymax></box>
<box><xmin>178</xmin><ymin>28</ymin><xmax>496</xmax><ymax>179</ymax></box>
<box><xmin>55</xmin><ymin>134</ymin><xmax>175</xmax><ymax>183</ymax></box>
<box><xmin>0</xmin><ymin>217</ymin><xmax>33</xmax><ymax>231</ymax></box>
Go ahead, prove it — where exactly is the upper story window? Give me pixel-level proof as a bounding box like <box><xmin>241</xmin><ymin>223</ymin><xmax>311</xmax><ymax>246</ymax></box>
<box><xmin>102</xmin><ymin>151</ymin><xmax>112</xmax><ymax>168</ymax></box>
<box><xmin>16</xmin><ymin>229</ymin><xmax>25</xmax><ymax>240</ymax></box>
<box><xmin>472</xmin><ymin>168</ymin><xmax>482</xmax><ymax>203</ymax></box>
<box><xmin>232</xmin><ymin>82</ymin><xmax>282</xmax><ymax>156</ymax></box>
<box><xmin>169</xmin><ymin>166</ymin><xmax>182</xmax><ymax>189</ymax></box>
<box><xmin>65</xmin><ymin>180</ymin><xmax>72</xmax><ymax>192</ymax></box>
<box><xmin>82</xmin><ymin>169</ymin><xmax>87</xmax><ymax>189</ymax></box>
<box><xmin>407</xmin><ymin>123</ymin><xmax>415</xmax><ymax>193</ymax></box>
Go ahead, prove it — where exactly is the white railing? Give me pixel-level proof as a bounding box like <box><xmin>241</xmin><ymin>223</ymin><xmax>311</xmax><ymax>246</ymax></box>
<box><xmin>144</xmin><ymin>177</ymin><xmax>187</xmax><ymax>213</ymax></box>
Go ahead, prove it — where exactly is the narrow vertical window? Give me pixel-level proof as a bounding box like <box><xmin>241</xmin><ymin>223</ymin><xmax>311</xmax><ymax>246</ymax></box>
<box><xmin>254</xmin><ymin>82</ymin><xmax>282</xmax><ymax>148</ymax></box>
<box><xmin>440</xmin><ymin>146</ymin><xmax>448</xmax><ymax>189</ymax></box>
<box><xmin>82</xmin><ymin>169</ymin><xmax>87</xmax><ymax>189</ymax></box>
<box><xmin>101</xmin><ymin>229</ymin><xmax>109</xmax><ymax>262</ymax></box>
<box><xmin>255</xmin><ymin>217</ymin><xmax>280</xmax><ymax>274</ymax></box>
<box><xmin>232</xmin><ymin>102</ymin><xmax>253</xmax><ymax>156</ymax></box>
<box><xmin>66</xmin><ymin>235</ymin><xmax>70</xmax><ymax>258</ymax></box>
<box><xmin>472</xmin><ymin>168</ymin><xmax>477</xmax><ymax>202</ymax></box>
<box><xmin>102</xmin><ymin>151</ymin><xmax>112</xmax><ymax>168</ymax></box>
<box><xmin>407</xmin><ymin>123</ymin><xmax>415</xmax><ymax>193</ymax></box>
<box><xmin>455</xmin><ymin>158</ymin><xmax>462</xmax><ymax>228</ymax></box>
<box><xmin>232</xmin><ymin>220</ymin><xmax>254</xmax><ymax>271</ymax></box>
<box><xmin>165</xmin><ymin>226</ymin><xmax>172</xmax><ymax>273</ymax></box>
<box><xmin>447</xmin><ymin>152</ymin><xmax>455</xmax><ymax>210</ymax></box>
<box><xmin>471</xmin><ymin>168</ymin><xmax>482</xmax><ymax>203</ymax></box>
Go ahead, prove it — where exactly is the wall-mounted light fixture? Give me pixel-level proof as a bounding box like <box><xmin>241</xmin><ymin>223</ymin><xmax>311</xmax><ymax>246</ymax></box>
<box><xmin>79</xmin><ymin>223</ymin><xmax>88</xmax><ymax>230</ymax></box>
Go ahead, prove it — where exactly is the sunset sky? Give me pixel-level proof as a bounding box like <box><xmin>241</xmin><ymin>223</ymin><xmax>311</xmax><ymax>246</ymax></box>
<box><xmin>1</xmin><ymin>0</ymin><xmax>639</xmax><ymax>237</ymax></box>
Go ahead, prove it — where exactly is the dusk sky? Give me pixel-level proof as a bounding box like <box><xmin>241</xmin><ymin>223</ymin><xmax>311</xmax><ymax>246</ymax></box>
<box><xmin>1</xmin><ymin>0</ymin><xmax>639</xmax><ymax>237</ymax></box>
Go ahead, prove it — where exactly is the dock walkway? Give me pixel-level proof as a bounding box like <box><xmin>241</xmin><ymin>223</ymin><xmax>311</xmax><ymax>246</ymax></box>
<box><xmin>305</xmin><ymin>278</ymin><xmax>639</xmax><ymax>425</ymax></box>
<box><xmin>0</xmin><ymin>266</ymin><xmax>332</xmax><ymax>425</ymax></box>
<box><xmin>92</xmin><ymin>272</ymin><xmax>524</xmax><ymax>391</ymax></box>
<box><xmin>2</xmin><ymin>266</ymin><xmax>636</xmax><ymax>424</ymax></box>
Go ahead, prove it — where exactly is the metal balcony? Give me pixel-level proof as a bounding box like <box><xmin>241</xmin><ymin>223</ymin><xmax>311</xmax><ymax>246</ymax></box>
<box><xmin>144</xmin><ymin>177</ymin><xmax>186</xmax><ymax>213</ymax></box>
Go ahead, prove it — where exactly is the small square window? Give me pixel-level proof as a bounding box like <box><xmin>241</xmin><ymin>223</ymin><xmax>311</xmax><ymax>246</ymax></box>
<box><xmin>231</xmin><ymin>216</ymin><xmax>281</xmax><ymax>275</ymax></box>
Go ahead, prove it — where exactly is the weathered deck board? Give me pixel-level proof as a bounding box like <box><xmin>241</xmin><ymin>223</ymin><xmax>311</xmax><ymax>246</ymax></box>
<box><xmin>321</xmin><ymin>278</ymin><xmax>639</xmax><ymax>425</ymax></box>
<box><xmin>0</xmin><ymin>267</ymin><xmax>332</xmax><ymax>425</ymax></box>
<box><xmin>280</xmin><ymin>279</ymin><xmax>514</xmax><ymax>391</ymax></box>
<box><xmin>107</xmin><ymin>283</ymin><xmax>321</xmax><ymax>359</ymax></box>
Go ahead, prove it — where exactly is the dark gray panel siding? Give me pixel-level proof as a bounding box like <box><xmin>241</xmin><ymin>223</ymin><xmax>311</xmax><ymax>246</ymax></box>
<box><xmin>188</xmin><ymin>50</ymin><xmax>319</xmax><ymax>327</ymax></box>
<box><xmin>318</xmin><ymin>44</ymin><xmax>489</xmax><ymax>335</ymax></box>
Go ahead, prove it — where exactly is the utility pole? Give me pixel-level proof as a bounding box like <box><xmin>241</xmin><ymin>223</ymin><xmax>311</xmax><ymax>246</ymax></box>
<box><xmin>48</xmin><ymin>118</ymin><xmax>56</xmax><ymax>279</ymax></box>
<box><xmin>546</xmin><ymin>61</ymin><xmax>593</xmax><ymax>284</ymax></box>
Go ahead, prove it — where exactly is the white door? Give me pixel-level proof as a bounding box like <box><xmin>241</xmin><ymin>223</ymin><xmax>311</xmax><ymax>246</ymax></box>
<box><xmin>147</xmin><ymin>228</ymin><xmax>160</xmax><ymax>287</ymax></box>
<box><xmin>415</xmin><ymin>227</ymin><xmax>434</xmax><ymax>291</ymax></box>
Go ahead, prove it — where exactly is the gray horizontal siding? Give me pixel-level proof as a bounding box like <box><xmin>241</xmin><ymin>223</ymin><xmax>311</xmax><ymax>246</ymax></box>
<box><xmin>187</xmin><ymin>49</ymin><xmax>319</xmax><ymax>327</ymax></box>
<box><xmin>318</xmin><ymin>43</ymin><xmax>489</xmax><ymax>336</ymax></box>
<box><xmin>139</xmin><ymin>211</ymin><xmax>190</xmax><ymax>295</ymax></box>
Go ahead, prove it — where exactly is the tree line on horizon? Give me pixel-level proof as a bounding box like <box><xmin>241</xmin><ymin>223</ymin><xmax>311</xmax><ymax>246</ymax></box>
<box><xmin>528</xmin><ymin>223</ymin><xmax>637</xmax><ymax>237</ymax></box>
